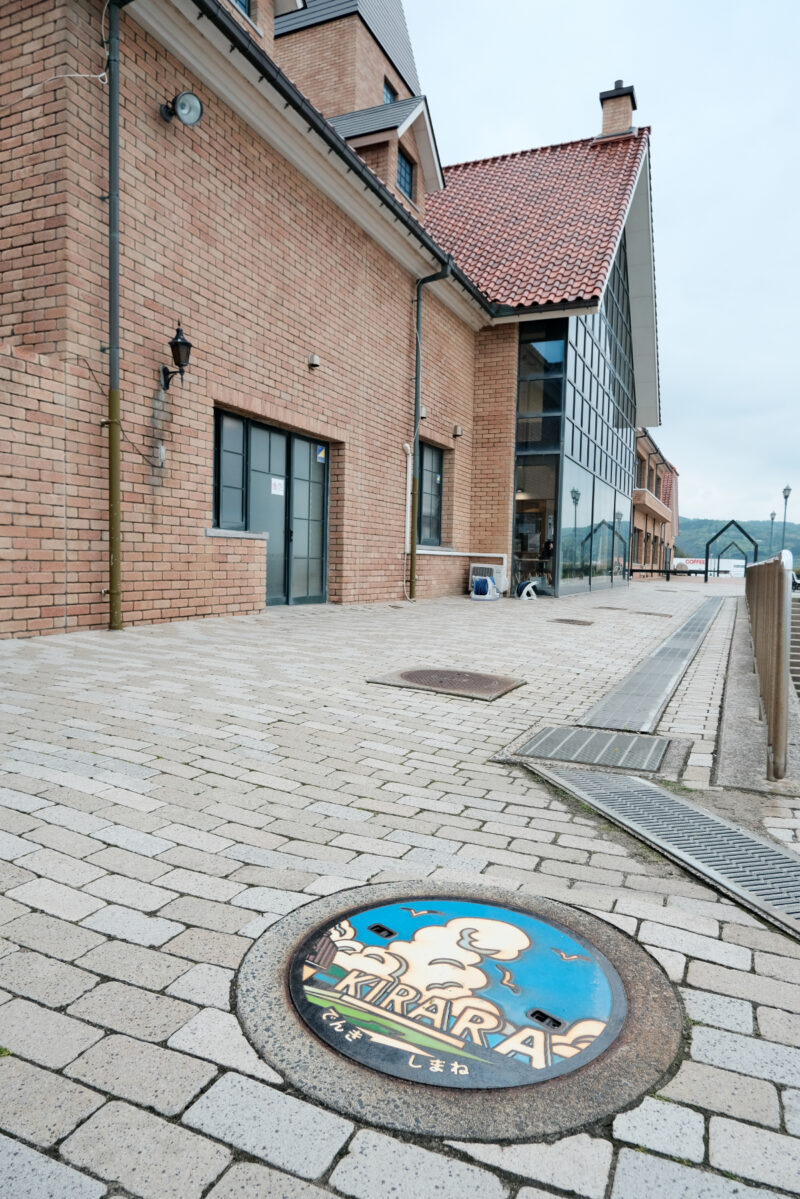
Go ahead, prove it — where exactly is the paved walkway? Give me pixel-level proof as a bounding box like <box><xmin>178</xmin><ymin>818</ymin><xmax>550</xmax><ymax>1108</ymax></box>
<box><xmin>2</xmin><ymin>580</ymin><xmax>800</xmax><ymax>1199</ymax></box>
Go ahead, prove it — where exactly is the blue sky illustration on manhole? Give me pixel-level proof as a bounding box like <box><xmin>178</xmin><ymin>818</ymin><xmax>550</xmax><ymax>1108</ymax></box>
<box><xmin>289</xmin><ymin>897</ymin><xmax>626</xmax><ymax>1089</ymax></box>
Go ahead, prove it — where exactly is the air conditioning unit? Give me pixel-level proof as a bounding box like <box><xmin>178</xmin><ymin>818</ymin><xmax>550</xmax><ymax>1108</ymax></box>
<box><xmin>469</xmin><ymin>562</ymin><xmax>508</xmax><ymax>595</ymax></box>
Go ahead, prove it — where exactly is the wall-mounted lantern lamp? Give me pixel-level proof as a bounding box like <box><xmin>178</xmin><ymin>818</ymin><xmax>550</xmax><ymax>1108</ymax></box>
<box><xmin>160</xmin><ymin>324</ymin><xmax>192</xmax><ymax>390</ymax></box>
<box><xmin>160</xmin><ymin>91</ymin><xmax>204</xmax><ymax>126</ymax></box>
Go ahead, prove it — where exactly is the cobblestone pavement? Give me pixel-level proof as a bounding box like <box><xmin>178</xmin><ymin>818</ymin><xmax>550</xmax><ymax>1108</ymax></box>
<box><xmin>2</xmin><ymin>579</ymin><xmax>800</xmax><ymax>1199</ymax></box>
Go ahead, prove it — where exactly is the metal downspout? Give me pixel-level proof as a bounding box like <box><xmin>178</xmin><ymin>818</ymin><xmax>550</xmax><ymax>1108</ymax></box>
<box><xmin>409</xmin><ymin>258</ymin><xmax>452</xmax><ymax>600</ymax></box>
<box><xmin>107</xmin><ymin>2</ymin><xmax>125</xmax><ymax>630</ymax></box>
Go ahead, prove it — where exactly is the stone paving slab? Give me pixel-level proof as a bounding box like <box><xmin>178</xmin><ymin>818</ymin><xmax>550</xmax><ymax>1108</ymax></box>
<box><xmin>67</xmin><ymin>981</ymin><xmax>197</xmax><ymax>1042</ymax></box>
<box><xmin>0</xmin><ymin>1132</ymin><xmax>106</xmax><ymax>1199</ymax></box>
<box><xmin>0</xmin><ymin>948</ymin><xmax>98</xmax><ymax>1006</ymax></box>
<box><xmin>66</xmin><ymin>1033</ymin><xmax>218</xmax><ymax>1115</ymax></box>
<box><xmin>1</xmin><ymin>996</ymin><xmax>104</xmax><ymax>1068</ymax></box>
<box><xmin>4</xmin><ymin>583</ymin><xmax>800</xmax><ymax>1199</ymax></box>
<box><xmin>333</xmin><ymin>1130</ymin><xmax>509</xmax><ymax>1199</ymax></box>
<box><xmin>183</xmin><ymin>1071</ymin><xmax>351</xmax><ymax>1179</ymax></box>
<box><xmin>61</xmin><ymin>1100</ymin><xmax>231</xmax><ymax>1199</ymax></box>
<box><xmin>0</xmin><ymin>1056</ymin><xmax>106</xmax><ymax>1147</ymax></box>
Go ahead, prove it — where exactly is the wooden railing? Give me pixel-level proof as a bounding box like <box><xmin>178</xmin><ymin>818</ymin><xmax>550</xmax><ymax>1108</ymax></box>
<box><xmin>745</xmin><ymin>553</ymin><xmax>792</xmax><ymax>779</ymax></box>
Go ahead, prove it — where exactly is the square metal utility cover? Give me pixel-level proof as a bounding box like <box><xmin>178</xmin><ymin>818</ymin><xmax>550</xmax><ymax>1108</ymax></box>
<box><xmin>369</xmin><ymin>667</ymin><xmax>524</xmax><ymax>701</ymax></box>
<box><xmin>517</xmin><ymin>726</ymin><xmax>670</xmax><ymax>772</ymax></box>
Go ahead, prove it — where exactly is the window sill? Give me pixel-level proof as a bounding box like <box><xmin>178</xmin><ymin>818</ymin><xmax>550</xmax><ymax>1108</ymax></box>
<box><xmin>205</xmin><ymin>528</ymin><xmax>269</xmax><ymax>540</ymax></box>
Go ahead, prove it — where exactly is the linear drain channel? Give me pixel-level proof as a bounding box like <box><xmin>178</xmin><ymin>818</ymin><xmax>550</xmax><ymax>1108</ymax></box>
<box><xmin>518</xmin><ymin>727</ymin><xmax>669</xmax><ymax>772</ymax></box>
<box><xmin>582</xmin><ymin>597</ymin><xmax>724</xmax><ymax>733</ymax></box>
<box><xmin>526</xmin><ymin>764</ymin><xmax>800</xmax><ymax>940</ymax></box>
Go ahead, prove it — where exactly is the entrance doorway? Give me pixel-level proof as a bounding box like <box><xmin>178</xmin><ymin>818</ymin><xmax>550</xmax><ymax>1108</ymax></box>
<box><xmin>214</xmin><ymin>412</ymin><xmax>328</xmax><ymax>605</ymax></box>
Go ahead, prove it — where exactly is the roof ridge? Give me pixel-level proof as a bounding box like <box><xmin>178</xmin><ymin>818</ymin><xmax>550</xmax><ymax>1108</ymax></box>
<box><xmin>442</xmin><ymin>127</ymin><xmax>649</xmax><ymax>174</ymax></box>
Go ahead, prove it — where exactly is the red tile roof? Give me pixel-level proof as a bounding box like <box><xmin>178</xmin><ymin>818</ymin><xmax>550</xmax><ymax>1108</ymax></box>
<box><xmin>425</xmin><ymin>129</ymin><xmax>649</xmax><ymax>310</ymax></box>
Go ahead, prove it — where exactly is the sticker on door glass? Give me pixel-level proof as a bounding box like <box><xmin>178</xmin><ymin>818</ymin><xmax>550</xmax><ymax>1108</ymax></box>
<box><xmin>316</xmin><ymin>446</ymin><xmax>326</xmax><ymax>463</ymax></box>
<box><xmin>289</xmin><ymin>897</ymin><xmax>626</xmax><ymax>1089</ymax></box>
<box><xmin>271</xmin><ymin>478</ymin><xmax>285</xmax><ymax>495</ymax></box>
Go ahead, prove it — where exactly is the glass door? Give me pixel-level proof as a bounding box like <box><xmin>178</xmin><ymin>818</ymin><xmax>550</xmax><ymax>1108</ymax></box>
<box><xmin>289</xmin><ymin>436</ymin><xmax>327</xmax><ymax>604</ymax></box>
<box><xmin>249</xmin><ymin>425</ymin><xmax>289</xmax><ymax>605</ymax></box>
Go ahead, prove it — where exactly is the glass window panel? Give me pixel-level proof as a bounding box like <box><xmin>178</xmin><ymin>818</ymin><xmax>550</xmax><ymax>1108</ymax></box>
<box><xmin>220</xmin><ymin>487</ymin><xmax>244</xmax><ymax>527</ymax></box>
<box><xmin>221</xmin><ymin>414</ymin><xmax>243</xmax><ymax>452</ymax></box>
<box><xmin>518</xmin><ymin>378</ymin><xmax>563</xmax><ymax>416</ymax></box>
<box><xmin>309</xmin><ymin>520</ymin><xmax>323</xmax><ymax>559</ymax></box>
<box><xmin>308</xmin><ymin>559</ymin><xmax>323</xmax><ymax>597</ymax></box>
<box><xmin>591</xmin><ymin>477</ymin><xmax>616</xmax><ymax>588</ymax></box>
<box><xmin>270</xmin><ymin>431</ymin><xmax>286</xmax><ymax>475</ymax></box>
<box><xmin>250</xmin><ymin>426</ymin><xmax>269</xmax><ymax>472</ymax></box>
<box><xmin>293</xmin><ymin>439</ymin><xmax>310</xmax><ymax>480</ymax></box>
<box><xmin>291</xmin><ymin>557</ymin><xmax>308</xmax><ymax>599</ymax></box>
<box><xmin>294</xmin><ymin>479</ymin><xmax>310</xmax><ymax>519</ymax></box>
<box><xmin>512</xmin><ymin>454</ymin><xmax>558</xmax><ymax>596</ymax></box>
<box><xmin>418</xmin><ymin>444</ymin><xmax>442</xmax><ymax>545</ymax></box>
<box><xmin>221</xmin><ymin>451</ymin><xmax>242</xmax><ymax>488</ymax></box>
<box><xmin>559</xmin><ymin>460</ymin><xmax>593</xmax><ymax>594</ymax></box>
<box><xmin>516</xmin><ymin>414</ymin><xmax>562</xmax><ymax>451</ymax></box>
<box><xmin>397</xmin><ymin>149</ymin><xmax>414</xmax><ymax>199</ymax></box>
<box><xmin>293</xmin><ymin>520</ymin><xmax>309</xmax><ymax>557</ymax></box>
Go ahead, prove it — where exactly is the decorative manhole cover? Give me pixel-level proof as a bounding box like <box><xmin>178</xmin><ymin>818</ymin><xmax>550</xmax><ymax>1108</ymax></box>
<box><xmin>368</xmin><ymin>668</ymin><xmax>523</xmax><ymax>701</ymax></box>
<box><xmin>288</xmin><ymin>897</ymin><xmax>625</xmax><ymax>1089</ymax></box>
<box><xmin>236</xmin><ymin>882</ymin><xmax>684</xmax><ymax>1140</ymax></box>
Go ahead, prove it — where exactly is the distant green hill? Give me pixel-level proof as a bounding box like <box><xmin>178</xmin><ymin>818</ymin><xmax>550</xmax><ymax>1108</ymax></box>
<box><xmin>675</xmin><ymin>517</ymin><xmax>800</xmax><ymax>561</ymax></box>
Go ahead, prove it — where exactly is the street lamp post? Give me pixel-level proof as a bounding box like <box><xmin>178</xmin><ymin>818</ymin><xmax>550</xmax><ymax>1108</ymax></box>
<box><xmin>769</xmin><ymin>511</ymin><xmax>776</xmax><ymax>555</ymax></box>
<box><xmin>781</xmin><ymin>486</ymin><xmax>792</xmax><ymax>551</ymax></box>
<box><xmin>571</xmin><ymin>488</ymin><xmax>580</xmax><ymax>576</ymax></box>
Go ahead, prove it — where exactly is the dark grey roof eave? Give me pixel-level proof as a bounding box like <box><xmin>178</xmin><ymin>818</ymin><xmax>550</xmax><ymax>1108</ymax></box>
<box><xmin>187</xmin><ymin>0</ymin><xmax>491</xmax><ymax>315</ymax></box>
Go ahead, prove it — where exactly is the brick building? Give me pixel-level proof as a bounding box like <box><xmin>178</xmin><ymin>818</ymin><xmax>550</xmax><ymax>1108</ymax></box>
<box><xmin>631</xmin><ymin>429</ymin><xmax>679</xmax><ymax>577</ymax></box>
<box><xmin>1</xmin><ymin>0</ymin><xmax>665</xmax><ymax>636</ymax></box>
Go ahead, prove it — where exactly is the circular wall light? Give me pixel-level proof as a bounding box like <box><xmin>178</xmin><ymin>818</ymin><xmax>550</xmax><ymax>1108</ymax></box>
<box><xmin>160</xmin><ymin>91</ymin><xmax>204</xmax><ymax>126</ymax></box>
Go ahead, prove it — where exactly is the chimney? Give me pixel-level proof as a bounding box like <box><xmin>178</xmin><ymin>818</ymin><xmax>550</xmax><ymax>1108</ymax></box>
<box><xmin>599</xmin><ymin>80</ymin><xmax>637</xmax><ymax>137</ymax></box>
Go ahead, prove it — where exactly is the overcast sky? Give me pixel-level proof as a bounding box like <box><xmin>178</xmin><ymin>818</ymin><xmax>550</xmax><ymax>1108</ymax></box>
<box><xmin>404</xmin><ymin>0</ymin><xmax>798</xmax><ymax>522</ymax></box>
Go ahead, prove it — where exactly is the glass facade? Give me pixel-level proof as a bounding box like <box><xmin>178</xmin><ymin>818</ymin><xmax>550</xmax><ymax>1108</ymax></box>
<box><xmin>513</xmin><ymin>235</ymin><xmax>637</xmax><ymax>596</ymax></box>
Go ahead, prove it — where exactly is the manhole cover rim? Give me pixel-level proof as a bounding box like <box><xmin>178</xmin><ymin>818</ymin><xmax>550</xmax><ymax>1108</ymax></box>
<box><xmin>287</xmin><ymin>894</ymin><xmax>628</xmax><ymax>1090</ymax></box>
<box><xmin>235</xmin><ymin>881</ymin><xmax>684</xmax><ymax>1140</ymax></box>
<box><xmin>368</xmin><ymin>668</ymin><xmax>525</xmax><ymax>701</ymax></box>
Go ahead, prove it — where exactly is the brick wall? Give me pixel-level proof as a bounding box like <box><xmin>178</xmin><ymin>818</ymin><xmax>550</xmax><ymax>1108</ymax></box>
<box><xmin>273</xmin><ymin>13</ymin><xmax>411</xmax><ymax>117</ymax></box>
<box><xmin>471</xmin><ymin>325</ymin><xmax>518</xmax><ymax>554</ymax></box>
<box><xmin>1</xmin><ymin>1</ymin><xmax>516</xmax><ymax>637</ymax></box>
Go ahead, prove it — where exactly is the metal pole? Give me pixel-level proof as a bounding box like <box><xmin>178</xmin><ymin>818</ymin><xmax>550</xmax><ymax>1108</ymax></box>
<box><xmin>409</xmin><ymin>258</ymin><xmax>452</xmax><ymax>599</ymax></box>
<box><xmin>107</xmin><ymin>3</ymin><xmax>123</xmax><ymax>629</ymax></box>
<box><xmin>781</xmin><ymin>487</ymin><xmax>791</xmax><ymax>551</ymax></box>
<box><xmin>769</xmin><ymin>512</ymin><xmax>776</xmax><ymax>555</ymax></box>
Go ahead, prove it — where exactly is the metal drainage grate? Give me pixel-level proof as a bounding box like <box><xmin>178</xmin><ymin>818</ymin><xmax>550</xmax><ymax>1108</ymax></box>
<box><xmin>582</xmin><ymin>597</ymin><xmax>723</xmax><ymax>733</ymax></box>
<box><xmin>518</xmin><ymin>726</ymin><xmax>669</xmax><ymax>772</ymax></box>
<box><xmin>526</xmin><ymin>764</ymin><xmax>800</xmax><ymax>940</ymax></box>
<box><xmin>550</xmin><ymin>619</ymin><xmax>594</xmax><ymax>627</ymax></box>
<box><xmin>370</xmin><ymin>668</ymin><xmax>524</xmax><ymax>701</ymax></box>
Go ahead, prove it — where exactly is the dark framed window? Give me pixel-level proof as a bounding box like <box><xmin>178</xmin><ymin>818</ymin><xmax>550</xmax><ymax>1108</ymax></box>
<box><xmin>418</xmin><ymin>443</ymin><xmax>443</xmax><ymax>546</ymax></box>
<box><xmin>214</xmin><ymin>410</ymin><xmax>287</xmax><ymax>531</ymax></box>
<box><xmin>232</xmin><ymin>0</ymin><xmax>251</xmax><ymax>14</ymax></box>
<box><xmin>383</xmin><ymin>79</ymin><xmax>397</xmax><ymax>105</ymax></box>
<box><xmin>397</xmin><ymin>148</ymin><xmax>414</xmax><ymax>200</ymax></box>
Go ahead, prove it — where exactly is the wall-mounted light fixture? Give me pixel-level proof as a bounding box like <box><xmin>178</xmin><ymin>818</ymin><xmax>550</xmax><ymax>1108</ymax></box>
<box><xmin>160</xmin><ymin>91</ymin><xmax>204</xmax><ymax>126</ymax></box>
<box><xmin>307</xmin><ymin>354</ymin><xmax>320</xmax><ymax>370</ymax></box>
<box><xmin>419</xmin><ymin>406</ymin><xmax>427</xmax><ymax>419</ymax></box>
<box><xmin>160</xmin><ymin>324</ymin><xmax>192</xmax><ymax>390</ymax></box>
<box><xmin>453</xmin><ymin>424</ymin><xmax>463</xmax><ymax>438</ymax></box>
